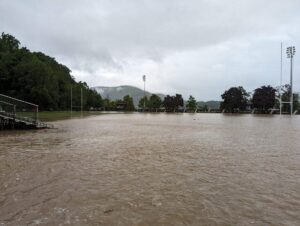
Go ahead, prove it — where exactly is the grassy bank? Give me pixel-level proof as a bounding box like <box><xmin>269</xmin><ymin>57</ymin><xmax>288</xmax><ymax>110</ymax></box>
<box><xmin>36</xmin><ymin>111</ymin><xmax>106</xmax><ymax>121</ymax></box>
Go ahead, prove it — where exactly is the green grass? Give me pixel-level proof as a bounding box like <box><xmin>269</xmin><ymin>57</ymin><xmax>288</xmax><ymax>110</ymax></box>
<box><xmin>11</xmin><ymin>110</ymin><xmax>135</xmax><ymax>122</ymax></box>
<box><xmin>39</xmin><ymin>111</ymin><xmax>105</xmax><ymax>121</ymax></box>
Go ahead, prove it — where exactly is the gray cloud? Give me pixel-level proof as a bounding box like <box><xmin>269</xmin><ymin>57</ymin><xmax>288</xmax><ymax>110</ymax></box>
<box><xmin>1</xmin><ymin>0</ymin><xmax>300</xmax><ymax>100</ymax></box>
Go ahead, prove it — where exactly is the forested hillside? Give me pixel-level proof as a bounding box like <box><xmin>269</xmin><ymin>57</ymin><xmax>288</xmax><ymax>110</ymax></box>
<box><xmin>0</xmin><ymin>32</ymin><xmax>102</xmax><ymax>110</ymax></box>
<box><xmin>93</xmin><ymin>85</ymin><xmax>165</xmax><ymax>106</ymax></box>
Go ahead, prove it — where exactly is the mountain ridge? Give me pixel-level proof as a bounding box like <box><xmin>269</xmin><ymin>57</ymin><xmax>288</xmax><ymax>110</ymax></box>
<box><xmin>92</xmin><ymin>85</ymin><xmax>165</xmax><ymax>106</ymax></box>
<box><xmin>92</xmin><ymin>85</ymin><xmax>220</xmax><ymax>108</ymax></box>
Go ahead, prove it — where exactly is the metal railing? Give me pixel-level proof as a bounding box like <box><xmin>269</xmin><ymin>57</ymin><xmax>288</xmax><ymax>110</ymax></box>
<box><xmin>0</xmin><ymin>94</ymin><xmax>39</xmax><ymax>122</ymax></box>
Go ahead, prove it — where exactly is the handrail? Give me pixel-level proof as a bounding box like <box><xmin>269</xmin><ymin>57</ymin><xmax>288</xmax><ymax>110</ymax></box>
<box><xmin>0</xmin><ymin>100</ymin><xmax>15</xmax><ymax>107</ymax></box>
<box><xmin>0</xmin><ymin>94</ymin><xmax>38</xmax><ymax>107</ymax></box>
<box><xmin>0</xmin><ymin>111</ymin><xmax>53</xmax><ymax>129</ymax></box>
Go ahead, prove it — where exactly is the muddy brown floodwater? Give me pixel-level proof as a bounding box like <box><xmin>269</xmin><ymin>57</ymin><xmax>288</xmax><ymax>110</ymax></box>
<box><xmin>0</xmin><ymin>113</ymin><xmax>300</xmax><ymax>226</ymax></box>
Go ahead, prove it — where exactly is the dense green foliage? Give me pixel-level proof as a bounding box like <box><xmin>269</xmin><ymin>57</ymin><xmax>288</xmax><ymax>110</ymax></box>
<box><xmin>122</xmin><ymin>95</ymin><xmax>135</xmax><ymax>111</ymax></box>
<box><xmin>252</xmin><ymin>85</ymin><xmax>276</xmax><ymax>113</ymax></box>
<box><xmin>186</xmin><ymin>95</ymin><xmax>197</xmax><ymax>111</ymax></box>
<box><xmin>220</xmin><ymin>86</ymin><xmax>249</xmax><ymax>112</ymax></box>
<box><xmin>221</xmin><ymin>84</ymin><xmax>299</xmax><ymax>114</ymax></box>
<box><xmin>0</xmin><ymin>32</ymin><xmax>102</xmax><ymax>110</ymax></box>
<box><xmin>278</xmin><ymin>84</ymin><xmax>299</xmax><ymax>113</ymax></box>
<box><xmin>103</xmin><ymin>98</ymin><xmax>116</xmax><ymax>110</ymax></box>
<box><xmin>103</xmin><ymin>95</ymin><xmax>135</xmax><ymax>111</ymax></box>
<box><xmin>148</xmin><ymin>94</ymin><xmax>162</xmax><ymax>110</ymax></box>
<box><xmin>163</xmin><ymin>94</ymin><xmax>184</xmax><ymax>112</ymax></box>
<box><xmin>93</xmin><ymin>85</ymin><xmax>165</xmax><ymax>106</ymax></box>
<box><xmin>138</xmin><ymin>96</ymin><xmax>148</xmax><ymax>109</ymax></box>
<box><xmin>138</xmin><ymin>94</ymin><xmax>162</xmax><ymax>111</ymax></box>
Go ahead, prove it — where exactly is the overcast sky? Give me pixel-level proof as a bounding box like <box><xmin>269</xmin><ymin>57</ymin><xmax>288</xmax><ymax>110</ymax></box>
<box><xmin>1</xmin><ymin>0</ymin><xmax>300</xmax><ymax>100</ymax></box>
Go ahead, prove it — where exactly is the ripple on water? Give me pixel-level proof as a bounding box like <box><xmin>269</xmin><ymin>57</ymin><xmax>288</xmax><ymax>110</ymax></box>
<box><xmin>0</xmin><ymin>114</ymin><xmax>300</xmax><ymax>225</ymax></box>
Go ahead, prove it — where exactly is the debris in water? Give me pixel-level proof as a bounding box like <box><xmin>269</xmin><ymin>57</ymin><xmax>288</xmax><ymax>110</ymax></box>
<box><xmin>104</xmin><ymin>209</ymin><xmax>113</xmax><ymax>214</ymax></box>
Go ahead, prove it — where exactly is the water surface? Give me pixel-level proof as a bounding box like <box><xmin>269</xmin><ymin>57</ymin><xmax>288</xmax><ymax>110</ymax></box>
<box><xmin>0</xmin><ymin>113</ymin><xmax>300</xmax><ymax>225</ymax></box>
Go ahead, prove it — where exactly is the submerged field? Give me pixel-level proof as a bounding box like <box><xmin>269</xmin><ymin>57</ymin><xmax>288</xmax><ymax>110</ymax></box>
<box><xmin>0</xmin><ymin>113</ymin><xmax>300</xmax><ymax>225</ymax></box>
<box><xmin>15</xmin><ymin>111</ymin><xmax>104</xmax><ymax>122</ymax></box>
<box><xmin>39</xmin><ymin>111</ymin><xmax>112</xmax><ymax>121</ymax></box>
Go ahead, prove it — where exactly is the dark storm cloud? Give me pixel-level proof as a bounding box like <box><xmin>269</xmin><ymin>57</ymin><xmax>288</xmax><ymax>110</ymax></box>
<box><xmin>1</xmin><ymin>0</ymin><xmax>300</xmax><ymax>100</ymax></box>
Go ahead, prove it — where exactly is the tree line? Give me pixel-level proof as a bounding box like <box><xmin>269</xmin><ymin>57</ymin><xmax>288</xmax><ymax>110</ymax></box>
<box><xmin>0</xmin><ymin>33</ymin><xmax>102</xmax><ymax>110</ymax></box>
<box><xmin>138</xmin><ymin>94</ymin><xmax>185</xmax><ymax>112</ymax></box>
<box><xmin>102</xmin><ymin>94</ymin><xmax>185</xmax><ymax>112</ymax></box>
<box><xmin>220</xmin><ymin>85</ymin><xmax>299</xmax><ymax>113</ymax></box>
<box><xmin>134</xmin><ymin>85</ymin><xmax>299</xmax><ymax>114</ymax></box>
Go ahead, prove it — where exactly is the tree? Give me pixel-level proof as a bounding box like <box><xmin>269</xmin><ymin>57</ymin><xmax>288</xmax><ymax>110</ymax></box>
<box><xmin>252</xmin><ymin>85</ymin><xmax>276</xmax><ymax>113</ymax></box>
<box><xmin>220</xmin><ymin>86</ymin><xmax>248</xmax><ymax>113</ymax></box>
<box><xmin>123</xmin><ymin>95</ymin><xmax>135</xmax><ymax>111</ymax></box>
<box><xmin>85</xmin><ymin>89</ymin><xmax>103</xmax><ymax>109</ymax></box>
<box><xmin>174</xmin><ymin>94</ymin><xmax>184</xmax><ymax>111</ymax></box>
<box><xmin>148</xmin><ymin>94</ymin><xmax>162</xmax><ymax>111</ymax></box>
<box><xmin>0</xmin><ymin>32</ymin><xmax>20</xmax><ymax>52</ymax></box>
<box><xmin>186</xmin><ymin>95</ymin><xmax>197</xmax><ymax>111</ymax></box>
<box><xmin>163</xmin><ymin>94</ymin><xmax>183</xmax><ymax>112</ymax></box>
<box><xmin>138</xmin><ymin>96</ymin><xmax>148</xmax><ymax>109</ymax></box>
<box><xmin>103</xmin><ymin>99</ymin><xmax>110</xmax><ymax>110</ymax></box>
<box><xmin>163</xmin><ymin>95</ymin><xmax>174</xmax><ymax>112</ymax></box>
<box><xmin>278</xmin><ymin>84</ymin><xmax>299</xmax><ymax>113</ymax></box>
<box><xmin>0</xmin><ymin>32</ymin><xmax>103</xmax><ymax>110</ymax></box>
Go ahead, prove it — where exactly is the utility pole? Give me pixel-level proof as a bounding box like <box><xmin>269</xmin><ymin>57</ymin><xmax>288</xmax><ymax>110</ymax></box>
<box><xmin>280</xmin><ymin>43</ymin><xmax>283</xmax><ymax>116</ymax></box>
<box><xmin>36</xmin><ymin>105</ymin><xmax>39</xmax><ymax>123</ymax></box>
<box><xmin>286</xmin><ymin>46</ymin><xmax>296</xmax><ymax>115</ymax></box>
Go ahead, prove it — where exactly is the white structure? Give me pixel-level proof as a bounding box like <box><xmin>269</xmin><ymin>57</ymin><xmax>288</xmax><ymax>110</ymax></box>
<box><xmin>287</xmin><ymin>46</ymin><xmax>296</xmax><ymax>115</ymax></box>
<box><xmin>280</xmin><ymin>45</ymin><xmax>296</xmax><ymax>115</ymax></box>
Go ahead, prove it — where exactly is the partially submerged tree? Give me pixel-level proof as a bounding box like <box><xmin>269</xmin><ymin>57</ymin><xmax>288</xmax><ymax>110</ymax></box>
<box><xmin>220</xmin><ymin>86</ymin><xmax>249</xmax><ymax>112</ymax></box>
<box><xmin>163</xmin><ymin>94</ymin><xmax>183</xmax><ymax>112</ymax></box>
<box><xmin>148</xmin><ymin>94</ymin><xmax>162</xmax><ymax>111</ymax></box>
<box><xmin>138</xmin><ymin>96</ymin><xmax>148</xmax><ymax>109</ymax></box>
<box><xmin>186</xmin><ymin>95</ymin><xmax>197</xmax><ymax>111</ymax></box>
<box><xmin>252</xmin><ymin>85</ymin><xmax>276</xmax><ymax>113</ymax></box>
<box><xmin>174</xmin><ymin>94</ymin><xmax>184</xmax><ymax>111</ymax></box>
<box><xmin>163</xmin><ymin>95</ymin><xmax>174</xmax><ymax>112</ymax></box>
<box><xmin>123</xmin><ymin>95</ymin><xmax>135</xmax><ymax>111</ymax></box>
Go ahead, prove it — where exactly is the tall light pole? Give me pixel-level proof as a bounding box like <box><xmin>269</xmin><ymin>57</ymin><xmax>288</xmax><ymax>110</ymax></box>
<box><xmin>279</xmin><ymin>43</ymin><xmax>283</xmax><ymax>116</ymax></box>
<box><xmin>286</xmin><ymin>46</ymin><xmax>296</xmax><ymax>115</ymax></box>
<box><xmin>142</xmin><ymin>75</ymin><xmax>146</xmax><ymax>111</ymax></box>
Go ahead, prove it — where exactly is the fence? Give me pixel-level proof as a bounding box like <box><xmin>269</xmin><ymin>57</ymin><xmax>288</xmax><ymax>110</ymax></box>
<box><xmin>0</xmin><ymin>94</ymin><xmax>39</xmax><ymax>123</ymax></box>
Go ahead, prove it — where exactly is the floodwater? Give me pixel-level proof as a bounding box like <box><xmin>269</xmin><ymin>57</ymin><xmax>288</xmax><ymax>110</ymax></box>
<box><xmin>0</xmin><ymin>113</ymin><xmax>300</xmax><ymax>226</ymax></box>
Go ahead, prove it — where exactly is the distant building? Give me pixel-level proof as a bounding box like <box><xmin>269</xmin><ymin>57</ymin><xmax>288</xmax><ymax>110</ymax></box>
<box><xmin>116</xmin><ymin>102</ymin><xmax>126</xmax><ymax>110</ymax></box>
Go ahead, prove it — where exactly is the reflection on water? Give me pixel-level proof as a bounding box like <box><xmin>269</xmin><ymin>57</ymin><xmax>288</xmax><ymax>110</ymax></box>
<box><xmin>0</xmin><ymin>113</ymin><xmax>300</xmax><ymax>225</ymax></box>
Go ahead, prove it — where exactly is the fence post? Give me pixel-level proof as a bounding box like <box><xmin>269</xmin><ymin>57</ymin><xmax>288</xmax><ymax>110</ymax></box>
<box><xmin>36</xmin><ymin>106</ymin><xmax>39</xmax><ymax>123</ymax></box>
<box><xmin>13</xmin><ymin>105</ymin><xmax>16</xmax><ymax>119</ymax></box>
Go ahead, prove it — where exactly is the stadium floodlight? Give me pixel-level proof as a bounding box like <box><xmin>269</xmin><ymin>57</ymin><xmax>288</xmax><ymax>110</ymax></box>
<box><xmin>286</xmin><ymin>46</ymin><xmax>296</xmax><ymax>115</ymax></box>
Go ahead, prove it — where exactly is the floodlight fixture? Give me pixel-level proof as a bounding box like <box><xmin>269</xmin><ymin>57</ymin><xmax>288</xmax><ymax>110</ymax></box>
<box><xmin>286</xmin><ymin>46</ymin><xmax>296</xmax><ymax>58</ymax></box>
